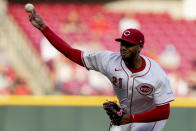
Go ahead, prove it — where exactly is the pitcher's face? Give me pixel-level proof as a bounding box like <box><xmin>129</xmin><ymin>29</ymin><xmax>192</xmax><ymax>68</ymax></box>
<box><xmin>120</xmin><ymin>41</ymin><xmax>143</xmax><ymax>61</ymax></box>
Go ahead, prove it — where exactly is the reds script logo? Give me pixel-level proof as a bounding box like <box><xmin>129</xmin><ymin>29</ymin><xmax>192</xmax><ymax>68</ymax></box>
<box><xmin>136</xmin><ymin>84</ymin><xmax>154</xmax><ymax>95</ymax></box>
<box><xmin>123</xmin><ymin>30</ymin><xmax>131</xmax><ymax>36</ymax></box>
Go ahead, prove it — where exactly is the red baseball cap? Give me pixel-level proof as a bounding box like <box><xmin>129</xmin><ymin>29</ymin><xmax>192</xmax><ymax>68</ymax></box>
<box><xmin>115</xmin><ymin>28</ymin><xmax>144</xmax><ymax>45</ymax></box>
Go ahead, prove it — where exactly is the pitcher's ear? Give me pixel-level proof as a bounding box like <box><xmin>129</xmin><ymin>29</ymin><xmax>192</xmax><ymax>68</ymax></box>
<box><xmin>139</xmin><ymin>44</ymin><xmax>144</xmax><ymax>48</ymax></box>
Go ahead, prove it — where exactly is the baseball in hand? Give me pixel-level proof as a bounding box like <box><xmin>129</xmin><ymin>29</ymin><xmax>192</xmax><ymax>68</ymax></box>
<box><xmin>25</xmin><ymin>3</ymin><xmax>34</xmax><ymax>13</ymax></box>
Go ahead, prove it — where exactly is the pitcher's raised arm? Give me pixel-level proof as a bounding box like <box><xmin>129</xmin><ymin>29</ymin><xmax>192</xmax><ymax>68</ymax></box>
<box><xmin>27</xmin><ymin>7</ymin><xmax>83</xmax><ymax>66</ymax></box>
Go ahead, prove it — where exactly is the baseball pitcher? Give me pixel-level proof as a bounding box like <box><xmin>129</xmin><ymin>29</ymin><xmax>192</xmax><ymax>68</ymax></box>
<box><xmin>28</xmin><ymin>8</ymin><xmax>174</xmax><ymax>131</ymax></box>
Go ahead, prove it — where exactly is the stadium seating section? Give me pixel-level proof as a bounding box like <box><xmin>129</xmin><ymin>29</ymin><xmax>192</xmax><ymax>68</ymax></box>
<box><xmin>7</xmin><ymin>3</ymin><xmax>196</xmax><ymax>95</ymax></box>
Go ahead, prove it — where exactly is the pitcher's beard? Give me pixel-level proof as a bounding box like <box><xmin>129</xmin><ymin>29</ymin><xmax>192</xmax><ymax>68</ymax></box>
<box><xmin>121</xmin><ymin>52</ymin><xmax>137</xmax><ymax>62</ymax></box>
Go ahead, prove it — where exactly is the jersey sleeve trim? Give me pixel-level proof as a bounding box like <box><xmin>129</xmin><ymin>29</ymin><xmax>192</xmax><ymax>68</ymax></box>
<box><xmin>156</xmin><ymin>100</ymin><xmax>174</xmax><ymax>106</ymax></box>
<box><xmin>81</xmin><ymin>52</ymin><xmax>89</xmax><ymax>70</ymax></box>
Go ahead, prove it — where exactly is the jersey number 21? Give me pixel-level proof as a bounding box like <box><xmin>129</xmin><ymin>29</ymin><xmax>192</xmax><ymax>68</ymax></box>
<box><xmin>112</xmin><ymin>76</ymin><xmax>122</xmax><ymax>88</ymax></box>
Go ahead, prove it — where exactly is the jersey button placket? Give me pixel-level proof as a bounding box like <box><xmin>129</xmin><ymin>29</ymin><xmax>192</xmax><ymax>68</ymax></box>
<box><xmin>128</xmin><ymin>74</ymin><xmax>135</xmax><ymax>114</ymax></box>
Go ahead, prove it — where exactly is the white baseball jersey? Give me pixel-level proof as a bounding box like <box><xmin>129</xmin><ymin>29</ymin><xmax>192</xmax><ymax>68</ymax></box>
<box><xmin>82</xmin><ymin>51</ymin><xmax>174</xmax><ymax>130</ymax></box>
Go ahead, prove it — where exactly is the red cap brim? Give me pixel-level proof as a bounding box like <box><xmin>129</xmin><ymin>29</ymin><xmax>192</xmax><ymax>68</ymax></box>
<box><xmin>115</xmin><ymin>38</ymin><xmax>138</xmax><ymax>45</ymax></box>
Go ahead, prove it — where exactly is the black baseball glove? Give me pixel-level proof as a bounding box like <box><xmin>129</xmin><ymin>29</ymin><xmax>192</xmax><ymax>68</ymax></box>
<box><xmin>103</xmin><ymin>101</ymin><xmax>125</xmax><ymax>126</ymax></box>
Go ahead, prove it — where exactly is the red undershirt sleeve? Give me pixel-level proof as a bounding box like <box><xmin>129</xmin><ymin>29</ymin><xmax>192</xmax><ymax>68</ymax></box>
<box><xmin>130</xmin><ymin>104</ymin><xmax>170</xmax><ymax>122</ymax></box>
<box><xmin>41</xmin><ymin>26</ymin><xmax>84</xmax><ymax>66</ymax></box>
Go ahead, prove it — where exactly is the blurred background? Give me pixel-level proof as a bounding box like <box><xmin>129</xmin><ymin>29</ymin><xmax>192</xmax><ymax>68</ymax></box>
<box><xmin>0</xmin><ymin>0</ymin><xmax>196</xmax><ymax>131</ymax></box>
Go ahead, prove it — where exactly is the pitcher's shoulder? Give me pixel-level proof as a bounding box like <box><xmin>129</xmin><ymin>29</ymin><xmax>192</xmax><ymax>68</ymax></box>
<box><xmin>144</xmin><ymin>56</ymin><xmax>167</xmax><ymax>77</ymax></box>
<box><xmin>103</xmin><ymin>51</ymin><xmax>121</xmax><ymax>60</ymax></box>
